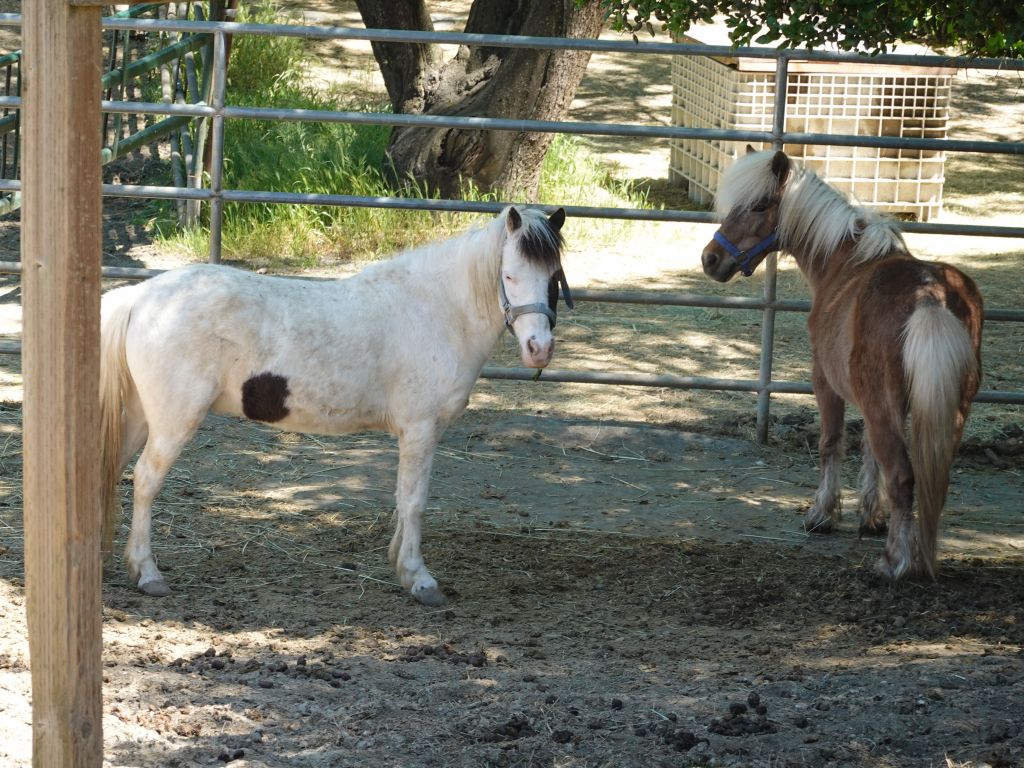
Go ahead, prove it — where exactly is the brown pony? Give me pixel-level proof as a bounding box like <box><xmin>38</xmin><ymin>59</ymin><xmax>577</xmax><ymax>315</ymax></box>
<box><xmin>702</xmin><ymin>147</ymin><xmax>983</xmax><ymax>580</ymax></box>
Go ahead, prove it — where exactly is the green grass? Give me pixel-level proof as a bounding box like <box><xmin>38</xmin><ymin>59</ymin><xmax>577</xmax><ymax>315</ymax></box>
<box><xmin>151</xmin><ymin>5</ymin><xmax>656</xmax><ymax>269</ymax></box>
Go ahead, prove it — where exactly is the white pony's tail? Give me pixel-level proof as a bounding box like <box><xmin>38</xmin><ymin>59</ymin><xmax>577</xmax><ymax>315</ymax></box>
<box><xmin>99</xmin><ymin>285</ymin><xmax>139</xmax><ymax>558</ymax></box>
<box><xmin>902</xmin><ymin>304</ymin><xmax>977</xmax><ymax>578</ymax></box>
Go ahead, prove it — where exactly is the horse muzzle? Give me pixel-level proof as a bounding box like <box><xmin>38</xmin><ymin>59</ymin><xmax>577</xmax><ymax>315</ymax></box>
<box><xmin>701</xmin><ymin>240</ymin><xmax>737</xmax><ymax>282</ymax></box>
<box><xmin>521</xmin><ymin>333</ymin><xmax>554</xmax><ymax>369</ymax></box>
<box><xmin>703</xmin><ymin>229</ymin><xmax>779</xmax><ymax>281</ymax></box>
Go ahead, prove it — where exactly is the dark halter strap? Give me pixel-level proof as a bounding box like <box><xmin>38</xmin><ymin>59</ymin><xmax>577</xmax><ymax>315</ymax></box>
<box><xmin>499</xmin><ymin>268</ymin><xmax>574</xmax><ymax>336</ymax></box>
<box><xmin>713</xmin><ymin>230</ymin><xmax>779</xmax><ymax>276</ymax></box>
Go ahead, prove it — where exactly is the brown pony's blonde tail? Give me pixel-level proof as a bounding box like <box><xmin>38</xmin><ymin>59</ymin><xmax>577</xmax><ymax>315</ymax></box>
<box><xmin>901</xmin><ymin>304</ymin><xmax>977</xmax><ymax>578</ymax></box>
<box><xmin>99</xmin><ymin>287</ymin><xmax>137</xmax><ymax>559</ymax></box>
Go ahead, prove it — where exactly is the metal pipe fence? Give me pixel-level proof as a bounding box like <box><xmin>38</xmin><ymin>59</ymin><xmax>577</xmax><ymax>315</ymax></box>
<box><xmin>0</xmin><ymin>5</ymin><xmax>223</xmax><ymax>219</ymax></box>
<box><xmin>0</xmin><ymin>12</ymin><xmax>1022</xmax><ymax>441</ymax></box>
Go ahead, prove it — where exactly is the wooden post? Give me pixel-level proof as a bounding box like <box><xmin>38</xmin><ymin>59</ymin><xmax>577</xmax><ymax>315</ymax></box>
<box><xmin>22</xmin><ymin>2</ymin><xmax>104</xmax><ymax>766</ymax></box>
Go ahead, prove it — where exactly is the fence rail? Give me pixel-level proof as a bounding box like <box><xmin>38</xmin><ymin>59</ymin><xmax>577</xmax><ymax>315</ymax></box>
<box><xmin>1</xmin><ymin>262</ymin><xmax>1021</xmax><ymax>406</ymax></box>
<box><xmin>0</xmin><ymin>12</ymin><xmax>1022</xmax><ymax>440</ymax></box>
<box><xmin>0</xmin><ymin>5</ymin><xmax>222</xmax><ymax>219</ymax></box>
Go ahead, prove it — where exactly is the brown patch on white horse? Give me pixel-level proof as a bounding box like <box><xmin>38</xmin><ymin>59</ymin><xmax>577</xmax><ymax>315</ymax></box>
<box><xmin>241</xmin><ymin>372</ymin><xmax>291</xmax><ymax>422</ymax></box>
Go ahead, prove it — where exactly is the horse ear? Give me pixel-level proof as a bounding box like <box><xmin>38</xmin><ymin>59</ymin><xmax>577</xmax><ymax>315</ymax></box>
<box><xmin>548</xmin><ymin>207</ymin><xmax>565</xmax><ymax>232</ymax></box>
<box><xmin>506</xmin><ymin>206</ymin><xmax>522</xmax><ymax>233</ymax></box>
<box><xmin>771</xmin><ymin>150</ymin><xmax>791</xmax><ymax>185</ymax></box>
<box><xmin>745</xmin><ymin>144</ymin><xmax>757</xmax><ymax>155</ymax></box>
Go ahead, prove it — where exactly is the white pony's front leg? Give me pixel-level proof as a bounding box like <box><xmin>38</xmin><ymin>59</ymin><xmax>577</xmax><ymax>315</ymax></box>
<box><xmin>389</xmin><ymin>423</ymin><xmax>445</xmax><ymax>606</ymax></box>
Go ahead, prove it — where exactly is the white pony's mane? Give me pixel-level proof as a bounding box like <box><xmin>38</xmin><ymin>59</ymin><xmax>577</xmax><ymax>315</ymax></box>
<box><xmin>717</xmin><ymin>151</ymin><xmax>907</xmax><ymax>264</ymax></box>
<box><xmin>380</xmin><ymin>206</ymin><xmax>561</xmax><ymax>319</ymax></box>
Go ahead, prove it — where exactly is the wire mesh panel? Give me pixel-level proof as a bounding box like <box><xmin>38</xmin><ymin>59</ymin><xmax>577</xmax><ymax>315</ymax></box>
<box><xmin>671</xmin><ymin>36</ymin><xmax>952</xmax><ymax>221</ymax></box>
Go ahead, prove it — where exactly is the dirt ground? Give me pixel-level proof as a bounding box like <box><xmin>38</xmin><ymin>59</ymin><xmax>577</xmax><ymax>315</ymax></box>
<box><xmin>2</xmin><ymin>4</ymin><xmax>1024</xmax><ymax>768</ymax></box>
<box><xmin>2</xmin><ymin>408</ymin><xmax>1024</xmax><ymax>768</ymax></box>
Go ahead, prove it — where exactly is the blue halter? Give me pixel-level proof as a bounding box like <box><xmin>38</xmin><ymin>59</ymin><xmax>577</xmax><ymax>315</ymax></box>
<box><xmin>712</xmin><ymin>230</ymin><xmax>779</xmax><ymax>277</ymax></box>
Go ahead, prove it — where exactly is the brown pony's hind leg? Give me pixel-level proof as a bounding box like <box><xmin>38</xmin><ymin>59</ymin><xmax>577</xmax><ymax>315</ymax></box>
<box><xmin>862</xmin><ymin>411</ymin><xmax>916</xmax><ymax>580</ymax></box>
<box><xmin>805</xmin><ymin>376</ymin><xmax>845</xmax><ymax>534</ymax></box>
<box><xmin>856</xmin><ymin>436</ymin><xmax>887</xmax><ymax>536</ymax></box>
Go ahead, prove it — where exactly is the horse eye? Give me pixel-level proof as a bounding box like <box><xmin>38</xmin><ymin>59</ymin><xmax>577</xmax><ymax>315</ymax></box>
<box><xmin>751</xmin><ymin>201</ymin><xmax>771</xmax><ymax>213</ymax></box>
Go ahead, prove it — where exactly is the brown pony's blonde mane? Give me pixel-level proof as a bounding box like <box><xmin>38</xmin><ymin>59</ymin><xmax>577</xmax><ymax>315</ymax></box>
<box><xmin>718</xmin><ymin>150</ymin><xmax>907</xmax><ymax>264</ymax></box>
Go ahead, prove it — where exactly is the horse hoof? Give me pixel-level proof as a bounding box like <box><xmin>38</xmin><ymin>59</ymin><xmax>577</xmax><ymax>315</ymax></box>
<box><xmin>138</xmin><ymin>578</ymin><xmax>171</xmax><ymax>597</ymax></box>
<box><xmin>874</xmin><ymin>554</ymin><xmax>909</xmax><ymax>582</ymax></box>
<box><xmin>413</xmin><ymin>586</ymin><xmax>447</xmax><ymax>607</ymax></box>
<box><xmin>858</xmin><ymin>520</ymin><xmax>887</xmax><ymax>538</ymax></box>
<box><xmin>803</xmin><ymin>517</ymin><xmax>833</xmax><ymax>534</ymax></box>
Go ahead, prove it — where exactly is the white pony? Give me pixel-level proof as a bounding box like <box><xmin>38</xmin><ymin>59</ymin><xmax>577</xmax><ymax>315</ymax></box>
<box><xmin>100</xmin><ymin>206</ymin><xmax>571</xmax><ymax>606</ymax></box>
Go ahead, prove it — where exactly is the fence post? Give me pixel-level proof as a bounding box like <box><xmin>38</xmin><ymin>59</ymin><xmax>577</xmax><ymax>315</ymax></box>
<box><xmin>208</xmin><ymin>29</ymin><xmax>227</xmax><ymax>263</ymax></box>
<box><xmin>185</xmin><ymin>2</ymin><xmax>216</xmax><ymax>227</ymax></box>
<box><xmin>755</xmin><ymin>53</ymin><xmax>791</xmax><ymax>444</ymax></box>
<box><xmin>22</xmin><ymin>1</ymin><xmax>104</xmax><ymax>765</ymax></box>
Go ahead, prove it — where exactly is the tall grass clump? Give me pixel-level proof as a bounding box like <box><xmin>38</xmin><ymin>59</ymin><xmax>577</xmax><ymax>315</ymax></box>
<box><xmin>224</xmin><ymin>8</ymin><xmax>306</xmax><ymax>97</ymax></box>
<box><xmin>154</xmin><ymin>5</ymin><xmax>427</xmax><ymax>267</ymax></box>
<box><xmin>154</xmin><ymin>4</ymin><xmax>658</xmax><ymax>268</ymax></box>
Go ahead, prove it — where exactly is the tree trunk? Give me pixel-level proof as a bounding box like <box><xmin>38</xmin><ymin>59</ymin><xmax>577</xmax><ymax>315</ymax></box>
<box><xmin>355</xmin><ymin>0</ymin><xmax>604</xmax><ymax>200</ymax></box>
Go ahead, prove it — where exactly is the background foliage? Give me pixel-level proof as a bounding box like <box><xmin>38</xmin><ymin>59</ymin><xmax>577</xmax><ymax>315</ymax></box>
<box><xmin>152</xmin><ymin>5</ymin><xmax>653</xmax><ymax>267</ymax></box>
<box><xmin>598</xmin><ymin>0</ymin><xmax>1024</xmax><ymax>57</ymax></box>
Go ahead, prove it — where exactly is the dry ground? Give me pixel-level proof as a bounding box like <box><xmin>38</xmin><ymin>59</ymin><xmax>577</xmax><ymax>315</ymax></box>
<box><xmin>1</xmin><ymin>4</ymin><xmax>1024</xmax><ymax>767</ymax></box>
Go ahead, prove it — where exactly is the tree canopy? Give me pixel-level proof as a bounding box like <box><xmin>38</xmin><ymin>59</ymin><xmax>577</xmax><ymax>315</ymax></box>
<box><xmin>597</xmin><ymin>0</ymin><xmax>1024</xmax><ymax>58</ymax></box>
